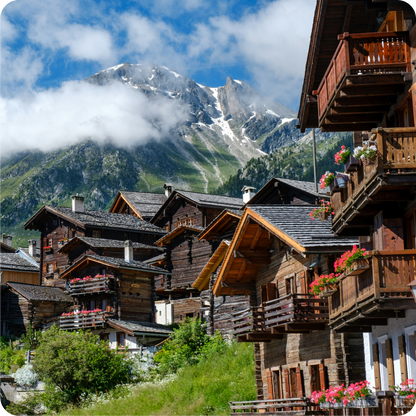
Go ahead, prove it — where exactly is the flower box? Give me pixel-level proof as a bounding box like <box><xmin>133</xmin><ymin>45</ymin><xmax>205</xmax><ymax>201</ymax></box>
<box><xmin>335</xmin><ymin>173</ymin><xmax>350</xmax><ymax>188</ymax></box>
<box><xmin>43</xmin><ymin>246</ymin><xmax>53</xmax><ymax>253</ymax></box>
<box><xmin>329</xmin><ymin>178</ymin><xmax>340</xmax><ymax>195</ymax></box>
<box><xmin>319</xmin><ymin>283</ymin><xmax>338</xmax><ymax>298</ymax></box>
<box><xmin>344</xmin><ymin>155</ymin><xmax>359</xmax><ymax>172</ymax></box>
<box><xmin>318</xmin><ymin>211</ymin><xmax>330</xmax><ymax>221</ymax></box>
<box><xmin>346</xmin><ymin>258</ymin><xmax>370</xmax><ymax>276</ymax></box>
<box><xmin>395</xmin><ymin>396</ymin><xmax>416</xmax><ymax>409</ymax></box>
<box><xmin>347</xmin><ymin>396</ymin><xmax>378</xmax><ymax>408</ymax></box>
<box><xmin>319</xmin><ymin>402</ymin><xmax>343</xmax><ymax>409</ymax></box>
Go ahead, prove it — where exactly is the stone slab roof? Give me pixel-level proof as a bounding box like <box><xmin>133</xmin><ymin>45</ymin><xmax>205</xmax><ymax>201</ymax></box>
<box><xmin>107</xmin><ymin>319</ymin><xmax>172</xmax><ymax>335</ymax></box>
<box><xmin>276</xmin><ymin>178</ymin><xmax>328</xmax><ymax>197</ymax></box>
<box><xmin>177</xmin><ymin>191</ymin><xmax>244</xmax><ymax>209</ymax></box>
<box><xmin>249</xmin><ymin>205</ymin><xmax>358</xmax><ymax>249</ymax></box>
<box><xmin>155</xmin><ymin>225</ymin><xmax>204</xmax><ymax>246</ymax></box>
<box><xmin>118</xmin><ymin>191</ymin><xmax>167</xmax><ymax>218</ymax></box>
<box><xmin>59</xmin><ymin>236</ymin><xmax>164</xmax><ymax>252</ymax></box>
<box><xmin>6</xmin><ymin>282</ymin><xmax>72</xmax><ymax>302</ymax></box>
<box><xmin>142</xmin><ymin>253</ymin><xmax>166</xmax><ymax>265</ymax></box>
<box><xmin>0</xmin><ymin>253</ymin><xmax>39</xmax><ymax>272</ymax></box>
<box><xmin>27</xmin><ymin>206</ymin><xmax>166</xmax><ymax>234</ymax></box>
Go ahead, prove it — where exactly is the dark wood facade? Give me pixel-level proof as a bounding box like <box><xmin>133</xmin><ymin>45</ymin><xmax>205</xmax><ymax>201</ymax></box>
<box><xmin>24</xmin><ymin>204</ymin><xmax>165</xmax><ymax>288</ymax></box>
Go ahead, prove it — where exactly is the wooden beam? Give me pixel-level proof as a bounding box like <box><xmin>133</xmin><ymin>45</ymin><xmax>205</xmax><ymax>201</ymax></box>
<box><xmin>325</xmin><ymin>113</ymin><xmax>384</xmax><ymax>124</ymax></box>
<box><xmin>320</xmin><ymin>123</ymin><xmax>376</xmax><ymax>133</ymax></box>
<box><xmin>285</xmin><ymin>323</ymin><xmax>326</xmax><ymax>332</ymax></box>
<box><xmin>246</xmin><ymin>333</ymin><xmax>283</xmax><ymax>341</ymax></box>
<box><xmin>221</xmin><ymin>281</ymin><xmax>256</xmax><ymax>291</ymax></box>
<box><xmin>334</xmin><ymin>96</ymin><xmax>393</xmax><ymax>107</ymax></box>
<box><xmin>339</xmin><ymin>85</ymin><xmax>402</xmax><ymax>97</ymax></box>
<box><xmin>333</xmin><ymin>325</ymin><xmax>372</xmax><ymax>333</ymax></box>
<box><xmin>328</xmin><ymin>106</ymin><xmax>390</xmax><ymax>115</ymax></box>
<box><xmin>250</xmin><ymin>226</ymin><xmax>263</xmax><ymax>250</ymax></box>
<box><xmin>234</xmin><ymin>250</ymin><xmax>271</xmax><ymax>265</ymax></box>
<box><xmin>368</xmin><ymin>191</ymin><xmax>415</xmax><ymax>202</ymax></box>
<box><xmin>236</xmin><ymin>260</ymin><xmax>247</xmax><ymax>282</ymax></box>
<box><xmin>345</xmin><ymin>74</ymin><xmax>410</xmax><ymax>87</ymax></box>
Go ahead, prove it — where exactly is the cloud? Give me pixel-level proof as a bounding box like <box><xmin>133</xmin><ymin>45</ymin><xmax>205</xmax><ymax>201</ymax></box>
<box><xmin>188</xmin><ymin>0</ymin><xmax>315</xmax><ymax>107</ymax></box>
<box><xmin>0</xmin><ymin>80</ymin><xmax>187</xmax><ymax>156</ymax></box>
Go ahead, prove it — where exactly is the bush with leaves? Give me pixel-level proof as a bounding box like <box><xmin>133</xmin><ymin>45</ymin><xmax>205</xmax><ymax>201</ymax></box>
<box><xmin>13</xmin><ymin>363</ymin><xmax>38</xmax><ymax>387</ymax></box>
<box><xmin>7</xmin><ymin>325</ymin><xmax>134</xmax><ymax>413</ymax></box>
<box><xmin>153</xmin><ymin>318</ymin><xmax>227</xmax><ymax>376</ymax></box>
<box><xmin>21</xmin><ymin>322</ymin><xmax>42</xmax><ymax>350</ymax></box>
<box><xmin>0</xmin><ymin>338</ymin><xmax>25</xmax><ymax>374</ymax></box>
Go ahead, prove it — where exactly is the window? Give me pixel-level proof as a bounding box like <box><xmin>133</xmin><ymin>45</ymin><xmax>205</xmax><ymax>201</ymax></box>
<box><xmin>117</xmin><ymin>332</ymin><xmax>125</xmax><ymax>348</ymax></box>
<box><xmin>378</xmin><ymin>335</ymin><xmax>394</xmax><ymax>391</ymax></box>
<box><xmin>47</xmin><ymin>263</ymin><xmax>54</xmax><ymax>274</ymax></box>
<box><xmin>92</xmin><ymin>230</ymin><xmax>102</xmax><ymax>238</ymax></box>
<box><xmin>89</xmin><ymin>300</ymin><xmax>95</xmax><ymax>310</ymax></box>
<box><xmin>101</xmin><ymin>299</ymin><xmax>107</xmax><ymax>311</ymax></box>
<box><xmin>100</xmin><ymin>333</ymin><xmax>109</xmax><ymax>342</ymax></box>
<box><xmin>175</xmin><ymin>218</ymin><xmax>195</xmax><ymax>228</ymax></box>
<box><xmin>285</xmin><ymin>276</ymin><xmax>295</xmax><ymax>295</ymax></box>
<box><xmin>272</xmin><ymin>370</ymin><xmax>281</xmax><ymax>399</ymax></box>
<box><xmin>405</xmin><ymin>326</ymin><xmax>416</xmax><ymax>381</ymax></box>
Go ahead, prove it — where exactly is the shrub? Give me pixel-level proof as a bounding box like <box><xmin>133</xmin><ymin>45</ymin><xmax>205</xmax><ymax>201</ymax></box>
<box><xmin>153</xmin><ymin>318</ymin><xmax>227</xmax><ymax>376</ymax></box>
<box><xmin>13</xmin><ymin>363</ymin><xmax>38</xmax><ymax>387</ymax></box>
<box><xmin>7</xmin><ymin>325</ymin><xmax>134</xmax><ymax>413</ymax></box>
<box><xmin>0</xmin><ymin>339</ymin><xmax>25</xmax><ymax>374</ymax></box>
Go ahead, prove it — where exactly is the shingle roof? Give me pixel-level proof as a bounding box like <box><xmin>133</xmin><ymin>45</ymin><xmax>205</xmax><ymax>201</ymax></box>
<box><xmin>59</xmin><ymin>236</ymin><xmax>164</xmax><ymax>252</ymax></box>
<box><xmin>117</xmin><ymin>191</ymin><xmax>167</xmax><ymax>218</ymax></box>
<box><xmin>6</xmin><ymin>282</ymin><xmax>72</xmax><ymax>302</ymax></box>
<box><xmin>249</xmin><ymin>205</ymin><xmax>358</xmax><ymax>249</ymax></box>
<box><xmin>107</xmin><ymin>319</ymin><xmax>172</xmax><ymax>335</ymax></box>
<box><xmin>60</xmin><ymin>254</ymin><xmax>169</xmax><ymax>277</ymax></box>
<box><xmin>276</xmin><ymin>178</ymin><xmax>328</xmax><ymax>197</ymax></box>
<box><xmin>142</xmin><ymin>253</ymin><xmax>166</xmax><ymax>265</ymax></box>
<box><xmin>27</xmin><ymin>206</ymin><xmax>166</xmax><ymax>234</ymax></box>
<box><xmin>0</xmin><ymin>253</ymin><xmax>39</xmax><ymax>272</ymax></box>
<box><xmin>177</xmin><ymin>191</ymin><xmax>244</xmax><ymax>209</ymax></box>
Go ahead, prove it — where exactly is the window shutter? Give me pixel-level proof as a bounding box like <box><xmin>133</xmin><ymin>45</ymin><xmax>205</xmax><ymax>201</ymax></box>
<box><xmin>284</xmin><ymin>369</ymin><xmax>290</xmax><ymax>399</ymax></box>
<box><xmin>261</xmin><ymin>286</ymin><xmax>267</xmax><ymax>306</ymax></box>
<box><xmin>372</xmin><ymin>343</ymin><xmax>381</xmax><ymax>390</ymax></box>
<box><xmin>42</xmin><ymin>263</ymin><xmax>47</xmax><ymax>273</ymax></box>
<box><xmin>295</xmin><ymin>367</ymin><xmax>303</xmax><ymax>398</ymax></box>
<box><xmin>309</xmin><ymin>366</ymin><xmax>317</xmax><ymax>393</ymax></box>
<box><xmin>319</xmin><ymin>364</ymin><xmax>327</xmax><ymax>390</ymax></box>
<box><xmin>266</xmin><ymin>370</ymin><xmax>273</xmax><ymax>400</ymax></box>
<box><xmin>53</xmin><ymin>262</ymin><xmax>57</xmax><ymax>272</ymax></box>
<box><xmin>385</xmin><ymin>338</ymin><xmax>395</xmax><ymax>388</ymax></box>
<box><xmin>299</xmin><ymin>272</ymin><xmax>307</xmax><ymax>295</ymax></box>
<box><xmin>266</xmin><ymin>282</ymin><xmax>278</xmax><ymax>301</ymax></box>
<box><xmin>398</xmin><ymin>335</ymin><xmax>408</xmax><ymax>383</ymax></box>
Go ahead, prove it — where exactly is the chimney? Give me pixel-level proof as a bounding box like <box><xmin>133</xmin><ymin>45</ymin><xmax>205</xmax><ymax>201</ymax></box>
<box><xmin>2</xmin><ymin>234</ymin><xmax>12</xmax><ymax>247</ymax></box>
<box><xmin>28</xmin><ymin>239</ymin><xmax>37</xmax><ymax>257</ymax></box>
<box><xmin>71</xmin><ymin>194</ymin><xmax>84</xmax><ymax>213</ymax></box>
<box><xmin>164</xmin><ymin>183</ymin><xmax>173</xmax><ymax>198</ymax></box>
<box><xmin>241</xmin><ymin>186</ymin><xmax>256</xmax><ymax>204</ymax></box>
<box><xmin>124</xmin><ymin>240</ymin><xmax>134</xmax><ymax>263</ymax></box>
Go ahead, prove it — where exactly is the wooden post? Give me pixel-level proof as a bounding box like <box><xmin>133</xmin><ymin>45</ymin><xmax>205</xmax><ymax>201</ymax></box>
<box><xmin>284</xmin><ymin>369</ymin><xmax>290</xmax><ymax>398</ymax></box>
<box><xmin>385</xmin><ymin>338</ymin><xmax>395</xmax><ymax>389</ymax></box>
<box><xmin>266</xmin><ymin>370</ymin><xmax>274</xmax><ymax>400</ymax></box>
<box><xmin>398</xmin><ymin>335</ymin><xmax>408</xmax><ymax>383</ymax></box>
<box><xmin>372</xmin><ymin>343</ymin><xmax>381</xmax><ymax>390</ymax></box>
<box><xmin>319</xmin><ymin>364</ymin><xmax>327</xmax><ymax>390</ymax></box>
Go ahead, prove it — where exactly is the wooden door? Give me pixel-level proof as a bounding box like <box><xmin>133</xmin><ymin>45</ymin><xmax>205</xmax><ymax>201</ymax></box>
<box><xmin>382</xmin><ymin>219</ymin><xmax>404</xmax><ymax>250</ymax></box>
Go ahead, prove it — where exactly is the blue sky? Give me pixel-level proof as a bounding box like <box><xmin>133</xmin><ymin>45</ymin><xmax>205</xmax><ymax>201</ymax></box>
<box><xmin>1</xmin><ymin>0</ymin><xmax>316</xmax><ymax>155</ymax></box>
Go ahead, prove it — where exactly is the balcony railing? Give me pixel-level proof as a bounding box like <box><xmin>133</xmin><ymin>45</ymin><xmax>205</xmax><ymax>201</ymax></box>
<box><xmin>68</xmin><ymin>277</ymin><xmax>113</xmax><ymax>296</ymax></box>
<box><xmin>230</xmin><ymin>398</ymin><xmax>318</xmax><ymax>414</ymax></box>
<box><xmin>331</xmin><ymin>127</ymin><xmax>416</xmax><ymax>233</ymax></box>
<box><xmin>330</xmin><ymin>250</ymin><xmax>416</xmax><ymax>329</ymax></box>
<box><xmin>314</xmin><ymin>32</ymin><xmax>411</xmax><ymax>124</ymax></box>
<box><xmin>232</xmin><ymin>307</ymin><xmax>267</xmax><ymax>337</ymax></box>
<box><xmin>263</xmin><ymin>294</ymin><xmax>328</xmax><ymax>332</ymax></box>
<box><xmin>59</xmin><ymin>312</ymin><xmax>109</xmax><ymax>330</ymax></box>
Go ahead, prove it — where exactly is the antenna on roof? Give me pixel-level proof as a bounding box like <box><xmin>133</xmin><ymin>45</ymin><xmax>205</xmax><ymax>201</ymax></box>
<box><xmin>312</xmin><ymin>129</ymin><xmax>318</xmax><ymax>193</ymax></box>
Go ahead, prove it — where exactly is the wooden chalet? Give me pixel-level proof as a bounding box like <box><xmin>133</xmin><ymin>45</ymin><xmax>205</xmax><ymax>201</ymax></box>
<box><xmin>1</xmin><ymin>282</ymin><xmax>72</xmax><ymax>337</ymax></box>
<box><xmin>297</xmin><ymin>1</ymin><xmax>416</xmax><ymax>413</ymax></box>
<box><xmin>109</xmin><ymin>190</ymin><xmax>167</xmax><ymax>221</ymax></box>
<box><xmin>0</xmin><ymin>253</ymin><xmax>39</xmax><ymax>285</ymax></box>
<box><xmin>24</xmin><ymin>195</ymin><xmax>166</xmax><ymax>287</ymax></box>
<box><xmin>244</xmin><ymin>178</ymin><xmax>329</xmax><ymax>206</ymax></box>
<box><xmin>213</xmin><ymin>205</ymin><xmax>367</xmax><ymax>414</ymax></box>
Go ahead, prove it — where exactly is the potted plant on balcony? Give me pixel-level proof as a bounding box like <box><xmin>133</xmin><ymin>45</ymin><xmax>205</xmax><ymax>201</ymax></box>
<box><xmin>319</xmin><ymin>171</ymin><xmax>335</xmax><ymax>191</ymax></box>
<box><xmin>309</xmin><ymin>200</ymin><xmax>334</xmax><ymax>221</ymax></box>
<box><xmin>43</xmin><ymin>245</ymin><xmax>53</xmax><ymax>253</ymax></box>
<box><xmin>335</xmin><ymin>145</ymin><xmax>359</xmax><ymax>172</ymax></box>
<box><xmin>335</xmin><ymin>172</ymin><xmax>350</xmax><ymax>189</ymax></box>
<box><xmin>391</xmin><ymin>379</ymin><xmax>416</xmax><ymax>409</ymax></box>
<box><xmin>309</xmin><ymin>273</ymin><xmax>340</xmax><ymax>298</ymax></box>
<box><xmin>353</xmin><ymin>144</ymin><xmax>378</xmax><ymax>166</ymax></box>
<box><xmin>58</xmin><ymin>238</ymin><xmax>68</xmax><ymax>248</ymax></box>
<box><xmin>334</xmin><ymin>246</ymin><xmax>369</xmax><ymax>275</ymax></box>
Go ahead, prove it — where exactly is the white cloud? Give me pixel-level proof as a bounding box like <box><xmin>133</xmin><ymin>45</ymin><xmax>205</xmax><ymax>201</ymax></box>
<box><xmin>0</xmin><ymin>80</ymin><xmax>186</xmax><ymax>156</ymax></box>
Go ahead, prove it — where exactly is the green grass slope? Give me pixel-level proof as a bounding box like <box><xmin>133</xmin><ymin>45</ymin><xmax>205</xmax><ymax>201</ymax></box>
<box><xmin>62</xmin><ymin>342</ymin><xmax>256</xmax><ymax>416</ymax></box>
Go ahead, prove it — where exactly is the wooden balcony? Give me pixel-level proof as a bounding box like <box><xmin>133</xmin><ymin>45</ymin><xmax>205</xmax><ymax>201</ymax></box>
<box><xmin>312</xmin><ymin>32</ymin><xmax>411</xmax><ymax>132</ymax></box>
<box><xmin>331</xmin><ymin>127</ymin><xmax>416</xmax><ymax>235</ymax></box>
<box><xmin>263</xmin><ymin>294</ymin><xmax>328</xmax><ymax>334</ymax></box>
<box><xmin>68</xmin><ymin>277</ymin><xmax>114</xmax><ymax>296</ymax></box>
<box><xmin>229</xmin><ymin>398</ymin><xmax>320</xmax><ymax>415</ymax></box>
<box><xmin>232</xmin><ymin>307</ymin><xmax>283</xmax><ymax>342</ymax></box>
<box><xmin>59</xmin><ymin>312</ymin><xmax>110</xmax><ymax>330</ymax></box>
<box><xmin>329</xmin><ymin>250</ymin><xmax>416</xmax><ymax>332</ymax></box>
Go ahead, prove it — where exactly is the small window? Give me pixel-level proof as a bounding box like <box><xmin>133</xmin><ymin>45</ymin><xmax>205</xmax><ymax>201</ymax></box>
<box><xmin>117</xmin><ymin>332</ymin><xmax>125</xmax><ymax>348</ymax></box>
<box><xmin>47</xmin><ymin>263</ymin><xmax>54</xmax><ymax>274</ymax></box>
<box><xmin>100</xmin><ymin>333</ymin><xmax>109</xmax><ymax>342</ymax></box>
<box><xmin>92</xmin><ymin>230</ymin><xmax>102</xmax><ymax>238</ymax></box>
<box><xmin>89</xmin><ymin>300</ymin><xmax>95</xmax><ymax>310</ymax></box>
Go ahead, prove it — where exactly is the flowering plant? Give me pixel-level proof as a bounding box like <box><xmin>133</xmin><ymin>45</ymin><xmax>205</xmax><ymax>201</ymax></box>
<box><xmin>309</xmin><ymin>273</ymin><xmax>340</xmax><ymax>296</ymax></box>
<box><xmin>69</xmin><ymin>274</ymin><xmax>105</xmax><ymax>284</ymax></box>
<box><xmin>391</xmin><ymin>379</ymin><xmax>416</xmax><ymax>398</ymax></box>
<box><xmin>334</xmin><ymin>246</ymin><xmax>369</xmax><ymax>273</ymax></box>
<box><xmin>319</xmin><ymin>172</ymin><xmax>335</xmax><ymax>189</ymax></box>
<box><xmin>58</xmin><ymin>238</ymin><xmax>68</xmax><ymax>243</ymax></box>
<box><xmin>309</xmin><ymin>200</ymin><xmax>334</xmax><ymax>221</ymax></box>
<box><xmin>353</xmin><ymin>145</ymin><xmax>377</xmax><ymax>161</ymax></box>
<box><xmin>43</xmin><ymin>246</ymin><xmax>52</xmax><ymax>250</ymax></box>
<box><xmin>311</xmin><ymin>381</ymin><xmax>373</xmax><ymax>406</ymax></box>
<box><xmin>61</xmin><ymin>308</ymin><xmax>102</xmax><ymax>317</ymax></box>
<box><xmin>335</xmin><ymin>145</ymin><xmax>352</xmax><ymax>165</ymax></box>
<box><xmin>336</xmin><ymin>172</ymin><xmax>350</xmax><ymax>181</ymax></box>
